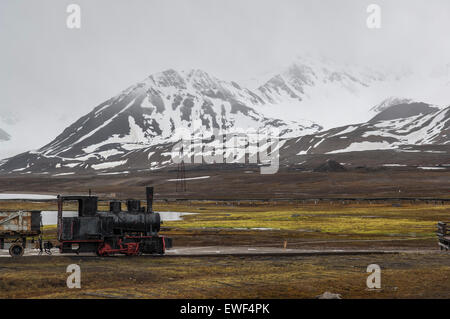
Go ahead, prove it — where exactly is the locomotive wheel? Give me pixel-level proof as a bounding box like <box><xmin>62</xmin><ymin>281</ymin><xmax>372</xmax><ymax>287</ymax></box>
<box><xmin>96</xmin><ymin>243</ymin><xmax>112</xmax><ymax>257</ymax></box>
<box><xmin>96</xmin><ymin>250</ymin><xmax>109</xmax><ymax>257</ymax></box>
<box><xmin>96</xmin><ymin>248</ymin><xmax>109</xmax><ymax>257</ymax></box>
<box><xmin>9</xmin><ymin>244</ymin><xmax>24</xmax><ymax>257</ymax></box>
<box><xmin>158</xmin><ymin>240</ymin><xmax>165</xmax><ymax>255</ymax></box>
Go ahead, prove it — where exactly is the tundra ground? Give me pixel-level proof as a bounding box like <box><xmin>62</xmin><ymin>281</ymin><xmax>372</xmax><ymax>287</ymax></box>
<box><xmin>0</xmin><ymin>253</ymin><xmax>449</xmax><ymax>299</ymax></box>
<box><xmin>0</xmin><ymin>200</ymin><xmax>449</xmax><ymax>299</ymax></box>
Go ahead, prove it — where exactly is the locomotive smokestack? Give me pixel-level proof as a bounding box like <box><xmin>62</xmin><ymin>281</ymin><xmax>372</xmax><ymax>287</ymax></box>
<box><xmin>146</xmin><ymin>187</ymin><xmax>154</xmax><ymax>213</ymax></box>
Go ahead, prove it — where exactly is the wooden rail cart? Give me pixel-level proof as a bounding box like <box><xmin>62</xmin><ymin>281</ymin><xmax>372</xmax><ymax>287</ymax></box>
<box><xmin>0</xmin><ymin>210</ymin><xmax>42</xmax><ymax>257</ymax></box>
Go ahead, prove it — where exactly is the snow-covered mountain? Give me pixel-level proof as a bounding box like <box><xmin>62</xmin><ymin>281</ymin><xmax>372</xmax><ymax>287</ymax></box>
<box><xmin>0</xmin><ymin>128</ymin><xmax>10</xmax><ymax>141</ymax></box>
<box><xmin>0</xmin><ymin>69</ymin><xmax>321</xmax><ymax>174</ymax></box>
<box><xmin>2</xmin><ymin>99</ymin><xmax>449</xmax><ymax>175</ymax></box>
<box><xmin>256</xmin><ymin>56</ymin><xmax>386</xmax><ymax>102</ymax></box>
<box><xmin>0</xmin><ymin>109</ymin><xmax>75</xmax><ymax>160</ymax></box>
<box><xmin>1</xmin><ymin>56</ymin><xmax>450</xmax><ymax>175</ymax></box>
<box><xmin>370</xmin><ymin>97</ymin><xmax>415</xmax><ymax>113</ymax></box>
<box><xmin>282</xmin><ymin>102</ymin><xmax>450</xmax><ymax>156</ymax></box>
<box><xmin>248</xmin><ymin>56</ymin><xmax>450</xmax><ymax>130</ymax></box>
<box><xmin>252</xmin><ymin>56</ymin><xmax>393</xmax><ymax>128</ymax></box>
<box><xmin>44</xmin><ymin>68</ymin><xmax>321</xmax><ymax>155</ymax></box>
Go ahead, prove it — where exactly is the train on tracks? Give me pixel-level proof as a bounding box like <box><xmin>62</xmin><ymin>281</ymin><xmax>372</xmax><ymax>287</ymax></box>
<box><xmin>0</xmin><ymin>187</ymin><xmax>172</xmax><ymax>257</ymax></box>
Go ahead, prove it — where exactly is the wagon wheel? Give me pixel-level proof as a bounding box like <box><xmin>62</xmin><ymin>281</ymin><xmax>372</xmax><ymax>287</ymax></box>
<box><xmin>9</xmin><ymin>244</ymin><xmax>24</xmax><ymax>257</ymax></box>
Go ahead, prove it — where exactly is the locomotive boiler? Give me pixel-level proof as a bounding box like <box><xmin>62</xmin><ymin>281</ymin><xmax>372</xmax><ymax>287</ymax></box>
<box><xmin>58</xmin><ymin>187</ymin><xmax>172</xmax><ymax>256</ymax></box>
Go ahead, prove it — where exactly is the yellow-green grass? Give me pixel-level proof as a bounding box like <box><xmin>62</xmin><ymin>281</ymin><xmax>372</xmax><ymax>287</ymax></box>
<box><xmin>2</xmin><ymin>200</ymin><xmax>449</xmax><ymax>240</ymax></box>
<box><xmin>156</xmin><ymin>202</ymin><xmax>450</xmax><ymax>239</ymax></box>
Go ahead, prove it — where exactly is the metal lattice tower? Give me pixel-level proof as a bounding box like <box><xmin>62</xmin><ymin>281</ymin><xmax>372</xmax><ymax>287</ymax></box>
<box><xmin>176</xmin><ymin>149</ymin><xmax>186</xmax><ymax>192</ymax></box>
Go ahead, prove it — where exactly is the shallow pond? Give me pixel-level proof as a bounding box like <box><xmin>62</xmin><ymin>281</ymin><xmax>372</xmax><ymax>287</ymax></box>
<box><xmin>0</xmin><ymin>193</ymin><xmax>56</xmax><ymax>200</ymax></box>
<box><xmin>40</xmin><ymin>211</ymin><xmax>196</xmax><ymax>225</ymax></box>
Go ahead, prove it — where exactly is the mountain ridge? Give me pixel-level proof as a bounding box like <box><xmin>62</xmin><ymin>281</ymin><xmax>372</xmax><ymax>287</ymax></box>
<box><xmin>0</xmin><ymin>128</ymin><xmax>10</xmax><ymax>141</ymax></box>
<box><xmin>282</xmin><ymin>103</ymin><xmax>450</xmax><ymax>156</ymax></box>
<box><xmin>1</xmin><ymin>58</ymin><xmax>449</xmax><ymax>175</ymax></box>
<box><xmin>0</xmin><ymin>68</ymin><xmax>322</xmax><ymax>174</ymax></box>
<box><xmin>1</xmin><ymin>101</ymin><xmax>448</xmax><ymax>175</ymax></box>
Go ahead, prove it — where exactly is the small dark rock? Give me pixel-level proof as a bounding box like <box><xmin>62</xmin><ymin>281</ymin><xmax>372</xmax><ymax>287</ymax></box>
<box><xmin>313</xmin><ymin>160</ymin><xmax>347</xmax><ymax>172</ymax></box>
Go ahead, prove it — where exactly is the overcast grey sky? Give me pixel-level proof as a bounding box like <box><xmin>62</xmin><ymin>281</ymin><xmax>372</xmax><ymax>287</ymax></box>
<box><xmin>0</xmin><ymin>0</ymin><xmax>449</xmax><ymax>157</ymax></box>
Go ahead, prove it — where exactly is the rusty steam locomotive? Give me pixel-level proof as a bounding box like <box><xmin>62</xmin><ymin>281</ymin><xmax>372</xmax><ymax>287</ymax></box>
<box><xmin>0</xmin><ymin>187</ymin><xmax>172</xmax><ymax>256</ymax></box>
<box><xmin>58</xmin><ymin>187</ymin><xmax>172</xmax><ymax>256</ymax></box>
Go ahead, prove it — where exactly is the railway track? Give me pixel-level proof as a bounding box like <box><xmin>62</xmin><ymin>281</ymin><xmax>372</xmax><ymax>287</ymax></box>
<box><xmin>0</xmin><ymin>246</ymin><xmax>444</xmax><ymax>258</ymax></box>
